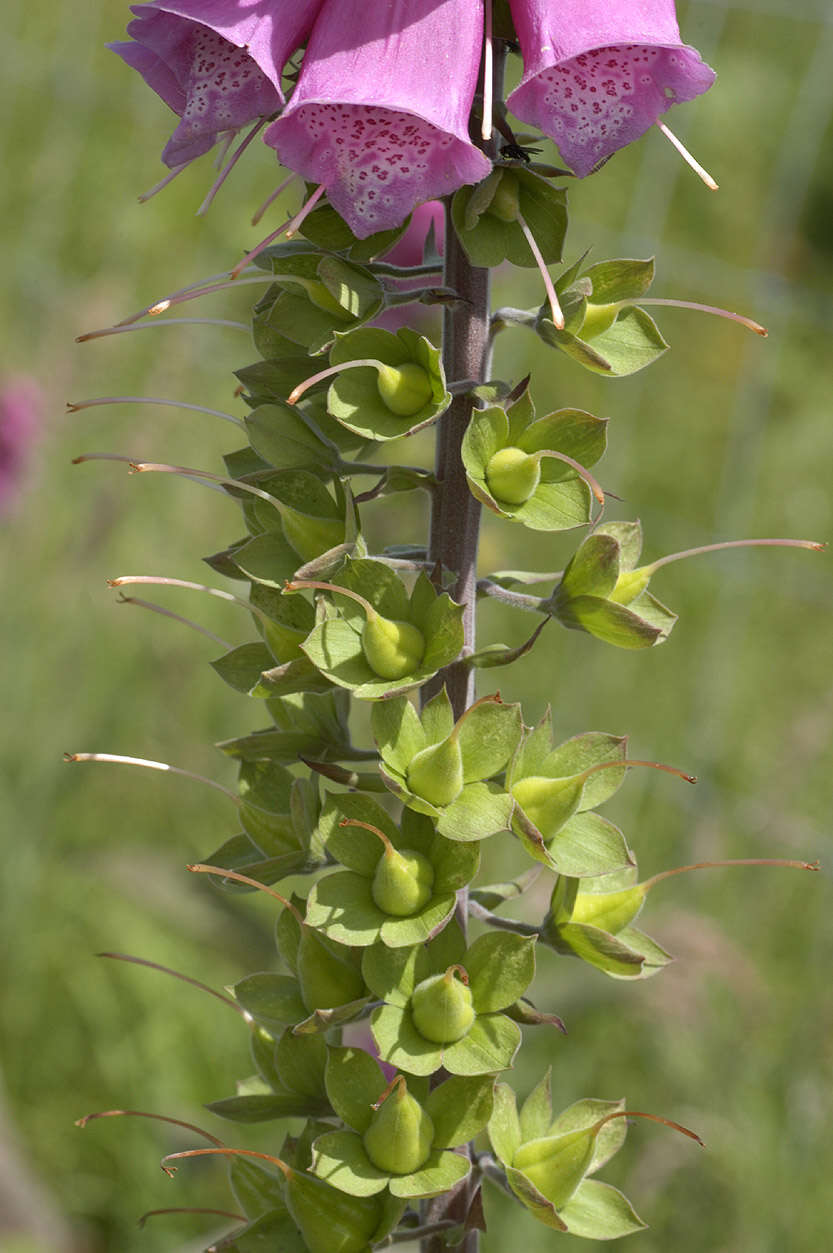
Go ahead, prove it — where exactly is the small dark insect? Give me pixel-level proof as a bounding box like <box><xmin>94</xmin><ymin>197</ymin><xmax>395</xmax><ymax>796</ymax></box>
<box><xmin>501</xmin><ymin>142</ymin><xmax>542</xmax><ymax>163</ymax></box>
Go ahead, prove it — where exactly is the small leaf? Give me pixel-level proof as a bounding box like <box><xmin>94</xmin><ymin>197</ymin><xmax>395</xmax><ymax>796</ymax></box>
<box><xmin>559</xmin><ymin>1179</ymin><xmax>647</xmax><ymax>1238</ymax></box>
<box><xmin>388</xmin><ymin>1148</ymin><xmax>470</xmax><ymax>1200</ymax></box>
<box><xmin>426</xmin><ymin>1076</ymin><xmax>495</xmax><ymax>1148</ymax></box>
<box><xmin>206</xmin><ymin>1093</ymin><xmax>325</xmax><ymax>1122</ymax></box>
<box><xmin>212</xmin><ymin>643</ymin><xmax>278</xmax><ymax>696</ymax></box>
<box><xmin>442</xmin><ymin>1013</ymin><xmax>521</xmax><ymax>1076</ymax></box>
<box><xmin>437</xmin><ymin>783</ymin><xmax>514</xmax><ymax>843</ymax></box>
<box><xmin>584</xmin><ymin>258</ymin><xmax>655</xmax><ymax>304</ymax></box>
<box><xmin>312</xmin><ymin>1130</ymin><xmax>389</xmax><ymax>1197</ymax></box>
<box><xmin>519</xmin><ymin>1070</ymin><xmax>553</xmax><ymax>1143</ymax></box>
<box><xmin>488</xmin><ymin>1083</ymin><xmax>521</xmax><ymax>1167</ymax></box>
<box><xmin>233</xmin><ymin>973</ymin><xmax>308</xmax><ymax>1032</ymax></box>
<box><xmin>230</xmin><ymin>1157</ymin><xmax>285</xmax><ymax>1220</ymax></box>
<box><xmin>325</xmin><ymin>1047</ymin><xmax>387</xmax><ymax>1135</ymax></box>
<box><xmin>466</xmin><ymin>932</ymin><xmax>536</xmax><ymax>1014</ymax></box>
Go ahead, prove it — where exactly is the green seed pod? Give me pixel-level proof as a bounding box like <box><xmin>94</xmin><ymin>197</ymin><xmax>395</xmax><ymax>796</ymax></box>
<box><xmin>297</xmin><ymin>926</ymin><xmax>365</xmax><ymax>1012</ymax></box>
<box><xmin>485</xmin><ymin>446</ymin><xmax>542</xmax><ymax>505</ymax></box>
<box><xmin>362</xmin><ymin>1078</ymin><xmax>435</xmax><ymax>1175</ymax></box>
<box><xmin>376</xmin><ymin>362</ymin><xmax>434</xmax><ymax>417</ymax></box>
<box><xmin>569</xmin><ymin>885</ymin><xmax>646</xmax><ymax>933</ymax></box>
<box><xmin>513</xmin><ymin>1127</ymin><xmax>596</xmax><ymax>1209</ymax></box>
<box><xmin>371</xmin><ymin>846</ymin><xmax>435</xmax><ymax>916</ymax></box>
<box><xmin>410</xmin><ymin>967</ymin><xmax>476</xmax><ymax>1044</ymax></box>
<box><xmin>487</xmin><ymin>171</ymin><xmax>521</xmax><ymax>223</ymax></box>
<box><xmin>579</xmin><ymin>301</ymin><xmax>620</xmax><ymax>341</ymax></box>
<box><xmin>511</xmin><ymin>775</ymin><xmax>577</xmax><ymax>839</ymax></box>
<box><xmin>362</xmin><ymin>614</ymin><xmax>426</xmax><ymax>680</ymax></box>
<box><xmin>284</xmin><ymin>1164</ymin><xmax>382</xmax><ymax>1253</ymax></box>
<box><xmin>406</xmin><ymin>735</ymin><xmax>464</xmax><ymax>808</ymax></box>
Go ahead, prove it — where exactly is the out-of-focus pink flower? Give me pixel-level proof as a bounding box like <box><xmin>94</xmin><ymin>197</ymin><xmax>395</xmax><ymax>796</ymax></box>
<box><xmin>109</xmin><ymin>1</ymin><xmax>323</xmax><ymax>167</ymax></box>
<box><xmin>372</xmin><ymin>202</ymin><xmax>446</xmax><ymax>331</ymax></box>
<box><xmin>0</xmin><ymin>378</ymin><xmax>41</xmax><ymax>515</ymax></box>
<box><xmin>381</xmin><ymin>201</ymin><xmax>445</xmax><ymax>268</ymax></box>
<box><xmin>265</xmin><ymin>0</ymin><xmax>491</xmax><ymax>238</ymax></box>
<box><xmin>507</xmin><ymin>0</ymin><xmax>715</xmax><ymax>176</ymax></box>
<box><xmin>342</xmin><ymin>1023</ymin><xmax>397</xmax><ymax>1082</ymax></box>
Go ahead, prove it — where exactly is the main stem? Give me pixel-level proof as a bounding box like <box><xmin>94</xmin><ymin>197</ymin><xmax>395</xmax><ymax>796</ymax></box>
<box><xmin>420</xmin><ymin>42</ymin><xmax>505</xmax><ymax>1253</ymax></box>
<box><xmin>424</xmin><ymin>192</ymin><xmax>491</xmax><ymax>720</ymax></box>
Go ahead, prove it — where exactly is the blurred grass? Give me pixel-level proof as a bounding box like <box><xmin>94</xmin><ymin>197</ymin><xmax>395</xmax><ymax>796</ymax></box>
<box><xmin>1</xmin><ymin>1</ymin><xmax>831</xmax><ymax>1250</ymax></box>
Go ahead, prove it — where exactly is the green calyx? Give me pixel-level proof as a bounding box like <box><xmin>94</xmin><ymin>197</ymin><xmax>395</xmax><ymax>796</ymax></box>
<box><xmin>487</xmin><ymin>171</ymin><xmax>521</xmax><ymax>223</ymax></box>
<box><xmin>284</xmin><ymin>1164</ymin><xmax>382</xmax><ymax>1253</ymax></box>
<box><xmin>371</xmin><ymin>843</ymin><xmax>435</xmax><ymax>917</ymax></box>
<box><xmin>376</xmin><ymin>362</ymin><xmax>434</xmax><ymax>417</ymax></box>
<box><xmin>608</xmin><ymin>565</ymin><xmax>653</xmax><ymax>605</ymax></box>
<box><xmin>484</xmin><ymin>446</ymin><xmax>542</xmax><ymax>505</ymax></box>
<box><xmin>411</xmin><ymin>966</ymin><xmax>476</xmax><ymax>1044</ymax></box>
<box><xmin>362</xmin><ymin>613</ymin><xmax>426</xmax><ymax>680</ymax></box>
<box><xmin>297</xmin><ymin>926</ymin><xmax>365</xmax><ymax>1012</ymax></box>
<box><xmin>287</xmin><ymin>578</ymin><xmax>425</xmax><ymax>680</ymax></box>
<box><xmin>362</xmin><ymin>1077</ymin><xmax>435</xmax><ymax>1174</ymax></box>
<box><xmin>568</xmin><ymin>884</ymin><xmax>646</xmax><ymax>933</ymax></box>
<box><xmin>513</xmin><ymin>1127</ymin><xmax>596</xmax><ymax>1209</ymax></box>
<box><xmin>579</xmin><ymin>301</ymin><xmax>620</xmax><ymax>341</ymax></box>
<box><xmin>511</xmin><ymin>774</ymin><xmax>578</xmax><ymax>840</ymax></box>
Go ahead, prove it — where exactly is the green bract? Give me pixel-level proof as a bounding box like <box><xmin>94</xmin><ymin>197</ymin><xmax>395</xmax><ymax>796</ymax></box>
<box><xmin>231</xmin><ymin>465</ymin><xmax>349</xmax><ymax>567</ymax></box>
<box><xmin>231</xmin><ymin>892</ymin><xmax>369</xmax><ymax>1036</ymax></box>
<box><xmin>201</xmin><ymin>762</ymin><xmax>325</xmax><ymax>888</ymax></box>
<box><xmin>311</xmin><ymin>1046</ymin><xmax>494</xmax><ymax>1197</ymax></box>
<box><xmin>545</xmin><ymin>521</ymin><xmax>678</xmax><ymax>649</ymax></box>
<box><xmin>252</xmin><ymin>243</ymin><xmax>385</xmax><ymax>356</ymax></box>
<box><xmin>363</xmin><ymin>921</ymin><xmax>534</xmax><ymax>1076</ymax></box>
<box><xmin>488</xmin><ymin>1076</ymin><xmax>644</xmax><ymax>1238</ymax></box>
<box><xmin>306</xmin><ymin>792</ymin><xmax>479</xmax><ymax>947</ymax></box>
<box><xmin>295</xmin><ymin>558</ymin><xmax>464</xmax><ymax>698</ymax></box>
<box><xmin>536</xmin><ymin>256</ymin><xmax>669</xmax><ymax>378</ymax></box>
<box><xmin>373</xmin><ymin>688</ymin><xmax>523</xmax><ymax>841</ymax></box>
<box><xmin>326</xmin><ymin>326</ymin><xmax>451</xmax><ymax>441</ymax></box>
<box><xmin>506</xmin><ymin>708</ymin><xmax>633</xmax><ymax>877</ymax></box>
<box><xmin>206</xmin><ymin>1026</ymin><xmax>330</xmax><ymax>1125</ymax></box>
<box><xmin>541</xmin><ymin>866</ymin><xmax>673</xmax><ymax>980</ymax></box>
<box><xmin>462</xmin><ymin>383</ymin><xmax>607</xmax><ymax>531</ymax></box>
<box><xmin>451</xmin><ymin>167</ymin><xmax>567</xmax><ymax>270</ymax></box>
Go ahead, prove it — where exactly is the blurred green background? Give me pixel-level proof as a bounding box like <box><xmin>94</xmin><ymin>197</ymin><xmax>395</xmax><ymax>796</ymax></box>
<box><xmin>1</xmin><ymin>0</ymin><xmax>831</xmax><ymax>1250</ymax></box>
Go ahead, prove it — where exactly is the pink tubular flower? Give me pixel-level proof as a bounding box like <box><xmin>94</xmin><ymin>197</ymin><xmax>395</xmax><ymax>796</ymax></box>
<box><xmin>507</xmin><ymin>0</ymin><xmax>716</xmax><ymax>177</ymax></box>
<box><xmin>109</xmin><ymin>1</ymin><xmax>323</xmax><ymax>167</ymax></box>
<box><xmin>265</xmin><ymin>0</ymin><xmax>492</xmax><ymax>238</ymax></box>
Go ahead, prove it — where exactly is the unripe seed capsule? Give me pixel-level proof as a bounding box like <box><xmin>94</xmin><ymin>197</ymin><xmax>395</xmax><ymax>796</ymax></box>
<box><xmin>485</xmin><ymin>446</ymin><xmax>542</xmax><ymax>504</ymax></box>
<box><xmin>406</xmin><ymin>736</ymin><xmax>464</xmax><ymax>807</ymax></box>
<box><xmin>361</xmin><ymin>614</ymin><xmax>426</xmax><ymax>680</ymax></box>
<box><xmin>411</xmin><ymin>966</ymin><xmax>476</xmax><ymax>1044</ymax></box>
<box><xmin>487</xmin><ymin>172</ymin><xmax>521</xmax><ymax>222</ymax></box>
<box><xmin>285</xmin><ymin>579</ymin><xmax>425</xmax><ymax>680</ymax></box>
<box><xmin>375</xmin><ymin>362</ymin><xmax>434</xmax><ymax>417</ymax></box>
<box><xmin>372</xmin><ymin>846</ymin><xmax>435</xmax><ymax>916</ymax></box>
<box><xmin>362</xmin><ymin>1077</ymin><xmax>435</xmax><ymax>1174</ymax></box>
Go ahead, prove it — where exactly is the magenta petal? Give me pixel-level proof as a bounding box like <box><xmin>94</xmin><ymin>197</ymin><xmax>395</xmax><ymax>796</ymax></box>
<box><xmin>132</xmin><ymin>1</ymin><xmax>324</xmax><ymax>90</ymax></box>
<box><xmin>109</xmin><ymin>1</ymin><xmax>323</xmax><ymax>167</ymax></box>
<box><xmin>507</xmin><ymin>0</ymin><xmax>716</xmax><ymax>176</ymax></box>
<box><xmin>266</xmin><ymin>0</ymin><xmax>491</xmax><ymax>238</ymax></box>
